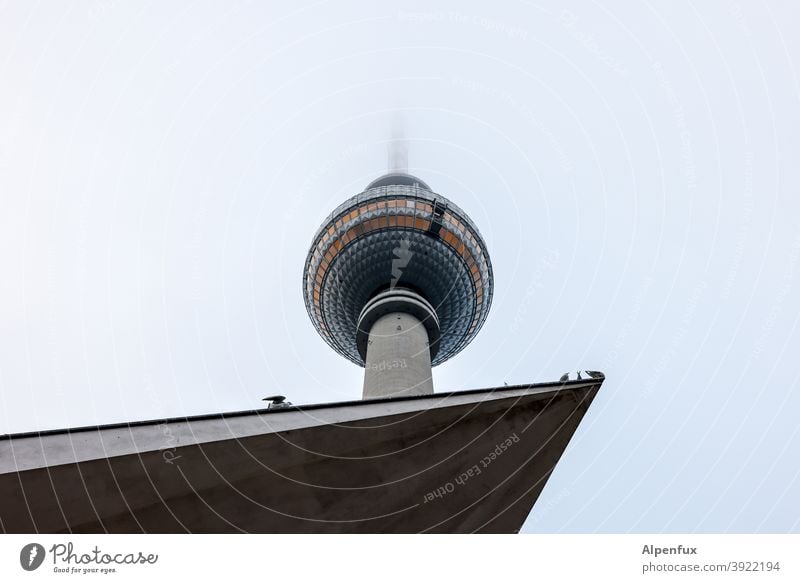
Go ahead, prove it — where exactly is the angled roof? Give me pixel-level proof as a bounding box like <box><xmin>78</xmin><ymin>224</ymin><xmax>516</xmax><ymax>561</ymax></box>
<box><xmin>0</xmin><ymin>378</ymin><xmax>602</xmax><ymax>533</ymax></box>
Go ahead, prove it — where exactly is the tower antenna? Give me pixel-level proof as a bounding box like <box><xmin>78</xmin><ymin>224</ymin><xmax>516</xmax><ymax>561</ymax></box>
<box><xmin>388</xmin><ymin>113</ymin><xmax>408</xmax><ymax>173</ymax></box>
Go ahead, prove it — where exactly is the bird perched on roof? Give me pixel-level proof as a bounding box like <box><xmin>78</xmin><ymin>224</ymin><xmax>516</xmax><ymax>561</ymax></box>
<box><xmin>560</xmin><ymin>370</ymin><xmax>605</xmax><ymax>382</ymax></box>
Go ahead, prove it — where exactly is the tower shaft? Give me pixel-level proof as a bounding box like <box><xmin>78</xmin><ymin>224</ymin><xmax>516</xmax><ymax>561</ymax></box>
<box><xmin>357</xmin><ymin>288</ymin><xmax>440</xmax><ymax>399</ymax></box>
<box><xmin>362</xmin><ymin>311</ymin><xmax>433</xmax><ymax>399</ymax></box>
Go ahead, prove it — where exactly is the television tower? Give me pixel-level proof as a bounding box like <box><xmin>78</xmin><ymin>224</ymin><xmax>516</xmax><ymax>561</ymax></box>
<box><xmin>303</xmin><ymin>143</ymin><xmax>493</xmax><ymax>398</ymax></box>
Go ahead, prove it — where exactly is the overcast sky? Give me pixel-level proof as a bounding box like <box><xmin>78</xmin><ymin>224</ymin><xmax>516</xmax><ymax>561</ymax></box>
<box><xmin>1</xmin><ymin>0</ymin><xmax>798</xmax><ymax>533</ymax></box>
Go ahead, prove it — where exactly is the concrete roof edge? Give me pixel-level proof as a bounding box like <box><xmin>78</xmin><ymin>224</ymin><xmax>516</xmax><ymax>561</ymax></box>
<box><xmin>0</xmin><ymin>377</ymin><xmax>603</xmax><ymax>442</ymax></box>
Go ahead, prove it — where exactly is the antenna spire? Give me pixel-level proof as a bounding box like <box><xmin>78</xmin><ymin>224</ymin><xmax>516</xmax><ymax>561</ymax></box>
<box><xmin>388</xmin><ymin>114</ymin><xmax>408</xmax><ymax>173</ymax></box>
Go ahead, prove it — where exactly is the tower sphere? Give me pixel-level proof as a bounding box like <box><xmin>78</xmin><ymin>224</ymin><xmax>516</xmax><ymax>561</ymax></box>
<box><xmin>302</xmin><ymin>172</ymin><xmax>493</xmax><ymax>367</ymax></box>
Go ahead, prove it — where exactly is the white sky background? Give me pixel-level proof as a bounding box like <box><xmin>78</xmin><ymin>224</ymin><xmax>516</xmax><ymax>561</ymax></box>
<box><xmin>1</xmin><ymin>0</ymin><xmax>798</xmax><ymax>533</ymax></box>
